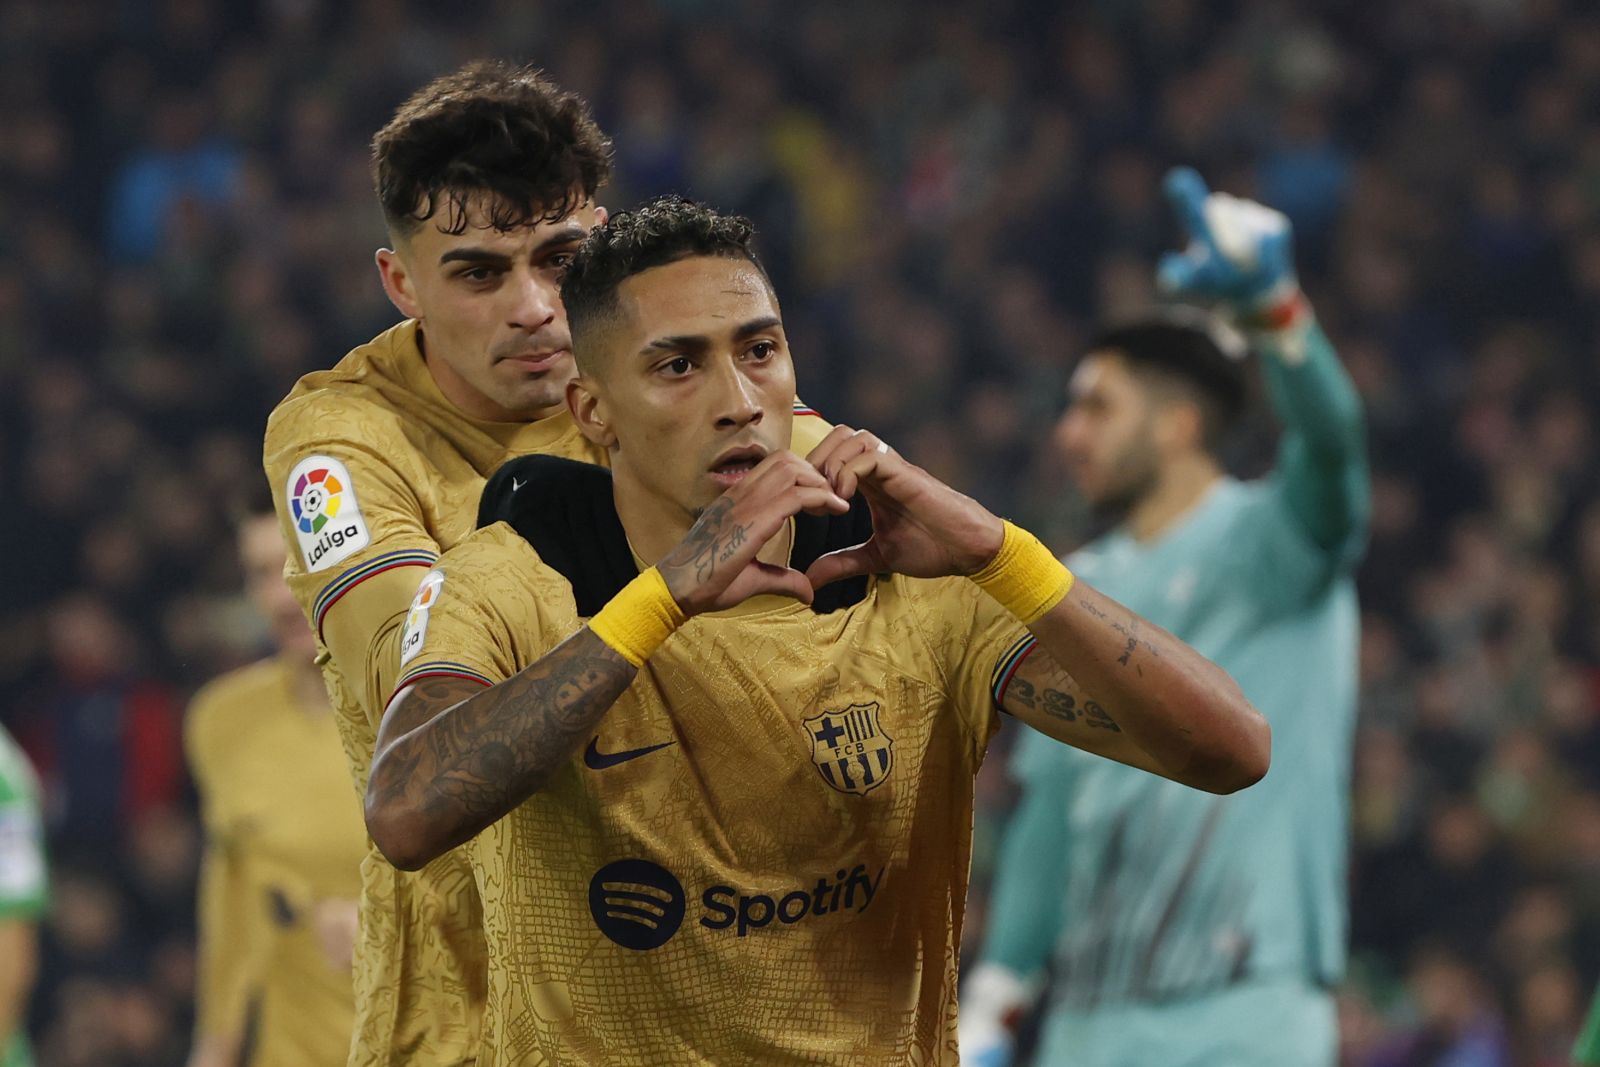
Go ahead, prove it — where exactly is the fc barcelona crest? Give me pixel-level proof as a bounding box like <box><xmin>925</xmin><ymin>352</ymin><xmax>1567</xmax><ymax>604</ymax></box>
<box><xmin>804</xmin><ymin>703</ymin><xmax>895</xmax><ymax>796</ymax></box>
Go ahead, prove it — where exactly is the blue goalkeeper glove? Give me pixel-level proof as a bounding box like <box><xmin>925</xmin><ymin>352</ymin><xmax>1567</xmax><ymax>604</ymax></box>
<box><xmin>1157</xmin><ymin>167</ymin><xmax>1307</xmax><ymax>324</ymax></box>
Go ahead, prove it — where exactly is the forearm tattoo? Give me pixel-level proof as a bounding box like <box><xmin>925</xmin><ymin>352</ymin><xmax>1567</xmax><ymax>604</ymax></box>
<box><xmin>1007</xmin><ymin>675</ymin><xmax>1122</xmax><ymax>733</ymax></box>
<box><xmin>1078</xmin><ymin>595</ymin><xmax>1164</xmax><ymax>675</ymax></box>
<box><xmin>373</xmin><ymin>629</ymin><xmax>634</xmax><ymax>854</ymax></box>
<box><xmin>660</xmin><ymin>497</ymin><xmax>750</xmax><ymax>587</ymax></box>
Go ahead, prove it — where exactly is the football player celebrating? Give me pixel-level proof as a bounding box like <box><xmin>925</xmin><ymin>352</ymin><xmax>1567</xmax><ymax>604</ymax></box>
<box><xmin>263</xmin><ymin>63</ymin><xmax>837</xmax><ymax>1065</ymax></box>
<box><xmin>364</xmin><ymin>198</ymin><xmax>1270</xmax><ymax>1065</ymax></box>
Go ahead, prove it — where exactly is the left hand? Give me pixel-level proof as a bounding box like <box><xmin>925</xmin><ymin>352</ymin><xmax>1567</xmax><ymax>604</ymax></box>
<box><xmin>803</xmin><ymin>426</ymin><xmax>1003</xmax><ymax>589</ymax></box>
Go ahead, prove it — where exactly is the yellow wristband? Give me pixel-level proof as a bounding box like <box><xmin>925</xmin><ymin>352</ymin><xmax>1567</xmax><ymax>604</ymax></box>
<box><xmin>969</xmin><ymin>521</ymin><xmax>1075</xmax><ymax>624</ymax></box>
<box><xmin>588</xmin><ymin>567</ymin><xmax>688</xmax><ymax>667</ymax></box>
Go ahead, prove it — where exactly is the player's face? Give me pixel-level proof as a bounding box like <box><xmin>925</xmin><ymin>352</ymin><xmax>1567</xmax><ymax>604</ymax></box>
<box><xmin>582</xmin><ymin>256</ymin><xmax>795</xmax><ymax>522</ymax></box>
<box><xmin>238</xmin><ymin>515</ymin><xmax>316</xmax><ymax>660</ymax></box>
<box><xmin>1054</xmin><ymin>351</ymin><xmax>1163</xmax><ymax>513</ymax></box>
<box><xmin>377</xmin><ymin>198</ymin><xmax>606</xmax><ymax>422</ymax></box>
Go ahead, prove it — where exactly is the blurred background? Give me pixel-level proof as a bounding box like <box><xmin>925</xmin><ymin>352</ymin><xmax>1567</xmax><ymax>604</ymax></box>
<box><xmin>2</xmin><ymin>0</ymin><xmax>1599</xmax><ymax>1063</ymax></box>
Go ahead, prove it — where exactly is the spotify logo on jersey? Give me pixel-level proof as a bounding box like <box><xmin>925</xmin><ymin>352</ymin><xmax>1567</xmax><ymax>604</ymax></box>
<box><xmin>588</xmin><ymin>859</ymin><xmax>687</xmax><ymax>951</ymax></box>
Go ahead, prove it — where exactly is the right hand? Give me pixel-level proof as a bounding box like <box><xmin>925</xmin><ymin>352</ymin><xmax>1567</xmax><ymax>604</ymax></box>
<box><xmin>657</xmin><ymin>450</ymin><xmax>848</xmax><ymax>616</ymax></box>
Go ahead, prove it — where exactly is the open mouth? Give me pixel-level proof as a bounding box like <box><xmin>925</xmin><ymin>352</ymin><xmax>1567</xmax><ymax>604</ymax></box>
<box><xmin>708</xmin><ymin>445</ymin><xmax>766</xmax><ymax>486</ymax></box>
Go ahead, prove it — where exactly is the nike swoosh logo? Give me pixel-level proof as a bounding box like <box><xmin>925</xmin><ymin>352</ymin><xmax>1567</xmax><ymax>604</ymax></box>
<box><xmin>583</xmin><ymin>738</ymin><xmax>676</xmax><ymax>770</ymax></box>
<box><xmin>511</xmin><ymin>477</ymin><xmax>526</xmax><ymax>492</ymax></box>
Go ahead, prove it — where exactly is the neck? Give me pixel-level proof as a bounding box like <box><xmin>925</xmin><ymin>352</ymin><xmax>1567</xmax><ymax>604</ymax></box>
<box><xmin>1125</xmin><ymin>452</ymin><xmax>1224</xmax><ymax>543</ymax></box>
<box><xmin>285</xmin><ymin>651</ymin><xmax>330</xmax><ymax>714</ymax></box>
<box><xmin>613</xmin><ymin>464</ymin><xmax>791</xmax><ymax>574</ymax></box>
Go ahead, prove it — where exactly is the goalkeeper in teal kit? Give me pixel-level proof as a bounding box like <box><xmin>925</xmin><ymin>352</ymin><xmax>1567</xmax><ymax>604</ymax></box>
<box><xmin>961</xmin><ymin>169</ymin><xmax>1369</xmax><ymax>1067</ymax></box>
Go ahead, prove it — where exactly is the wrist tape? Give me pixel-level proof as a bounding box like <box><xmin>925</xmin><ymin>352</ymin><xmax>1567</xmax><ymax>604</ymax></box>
<box><xmin>589</xmin><ymin>567</ymin><xmax>687</xmax><ymax>667</ymax></box>
<box><xmin>969</xmin><ymin>521</ymin><xmax>1076</xmax><ymax>624</ymax></box>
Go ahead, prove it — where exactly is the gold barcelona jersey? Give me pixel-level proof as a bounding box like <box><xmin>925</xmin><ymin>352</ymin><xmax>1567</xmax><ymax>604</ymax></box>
<box><xmin>186</xmin><ymin>656</ymin><xmax>367</xmax><ymax>1067</ymax></box>
<box><xmin>263</xmin><ymin>320</ymin><xmax>835</xmax><ymax>1066</ymax></box>
<box><xmin>399</xmin><ymin>522</ymin><xmax>1034</xmax><ymax>1065</ymax></box>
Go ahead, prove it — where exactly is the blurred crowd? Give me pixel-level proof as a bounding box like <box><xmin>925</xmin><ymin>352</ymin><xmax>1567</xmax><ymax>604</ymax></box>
<box><xmin>2</xmin><ymin>0</ymin><xmax>1599</xmax><ymax>1063</ymax></box>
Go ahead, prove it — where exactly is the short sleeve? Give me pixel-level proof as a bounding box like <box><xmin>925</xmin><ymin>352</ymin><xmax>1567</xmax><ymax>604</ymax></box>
<box><xmin>192</xmin><ymin>841</ymin><xmax>268</xmax><ymax>1038</ymax></box>
<box><xmin>788</xmin><ymin>404</ymin><xmax>835</xmax><ymax>456</ymax></box>
<box><xmin>905</xmin><ymin>576</ymin><xmax>1035</xmax><ymax>759</ymax></box>
<box><xmin>391</xmin><ymin>525</ymin><xmax>550</xmax><ymax>700</ymax></box>
<box><xmin>264</xmin><ymin>396</ymin><xmax>442</xmax><ymax>641</ymax></box>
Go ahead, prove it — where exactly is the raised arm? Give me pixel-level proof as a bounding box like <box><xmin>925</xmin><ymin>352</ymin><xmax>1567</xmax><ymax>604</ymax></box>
<box><xmin>366</xmin><ymin>453</ymin><xmax>848</xmax><ymax>870</ymax></box>
<box><xmin>1158</xmin><ymin>166</ymin><xmax>1369</xmax><ymax>562</ymax></box>
<box><xmin>1258</xmin><ymin>320</ymin><xmax>1369</xmax><ymax>557</ymax></box>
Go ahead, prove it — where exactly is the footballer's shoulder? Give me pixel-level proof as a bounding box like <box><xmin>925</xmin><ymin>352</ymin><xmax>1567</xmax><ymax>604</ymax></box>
<box><xmin>434</xmin><ymin>523</ymin><xmax>576</xmax><ymax>628</ymax></box>
<box><xmin>185</xmin><ymin>657</ymin><xmax>284</xmax><ymax>753</ymax></box>
<box><xmin>264</xmin><ymin>375</ymin><xmax>418</xmax><ymax>462</ymax></box>
<box><xmin>439</xmin><ymin>522</ymin><xmax>551</xmax><ymax>583</ymax></box>
<box><xmin>266</xmin><ymin>322</ymin><xmax>417</xmax><ymax>438</ymax></box>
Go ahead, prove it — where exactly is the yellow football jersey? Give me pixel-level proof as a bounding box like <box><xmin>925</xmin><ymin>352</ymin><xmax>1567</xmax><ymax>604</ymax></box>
<box><xmin>262</xmin><ymin>319</ymin><xmax>835</xmax><ymax>1066</ymax></box>
<box><xmin>186</xmin><ymin>656</ymin><xmax>367</xmax><ymax>1067</ymax></box>
<box><xmin>399</xmin><ymin>522</ymin><xmax>1033</xmax><ymax>1066</ymax></box>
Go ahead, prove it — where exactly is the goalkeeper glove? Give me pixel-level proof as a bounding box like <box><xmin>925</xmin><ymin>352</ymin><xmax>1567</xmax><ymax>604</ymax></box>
<box><xmin>1157</xmin><ymin>166</ymin><xmax>1311</xmax><ymax>346</ymax></box>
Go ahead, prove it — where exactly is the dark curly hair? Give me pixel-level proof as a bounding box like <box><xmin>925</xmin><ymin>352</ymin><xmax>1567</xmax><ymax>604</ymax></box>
<box><xmin>562</xmin><ymin>196</ymin><xmax>768</xmax><ymax>366</ymax></box>
<box><xmin>371</xmin><ymin>60</ymin><xmax>613</xmax><ymax>237</ymax></box>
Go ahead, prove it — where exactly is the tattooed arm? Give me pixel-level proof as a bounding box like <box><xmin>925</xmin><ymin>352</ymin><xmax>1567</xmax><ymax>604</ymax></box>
<box><xmin>365</xmin><ymin>630</ymin><xmax>635</xmax><ymax>871</ymax></box>
<box><xmin>803</xmin><ymin>424</ymin><xmax>1268</xmax><ymax>795</ymax></box>
<box><xmin>1000</xmin><ymin>583</ymin><xmax>1268</xmax><ymax>794</ymax></box>
<box><xmin>366</xmin><ymin>452</ymin><xmax>849</xmax><ymax>871</ymax></box>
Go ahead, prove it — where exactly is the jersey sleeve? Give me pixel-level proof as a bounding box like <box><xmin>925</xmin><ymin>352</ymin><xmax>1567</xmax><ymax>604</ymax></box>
<box><xmin>0</xmin><ymin>741</ymin><xmax>46</xmax><ymax>921</ymax></box>
<box><xmin>1248</xmin><ymin>321</ymin><xmax>1371</xmax><ymax>600</ymax></box>
<box><xmin>788</xmin><ymin>402</ymin><xmax>834</xmax><ymax>457</ymax></box>
<box><xmin>192</xmin><ymin>839</ymin><xmax>268</xmax><ymax>1039</ymax></box>
<box><xmin>390</xmin><ymin>526</ymin><xmax>548</xmax><ymax>701</ymax></box>
<box><xmin>264</xmin><ymin>396</ymin><xmax>443</xmax><ymax>728</ymax></box>
<box><xmin>184</xmin><ymin>695</ymin><xmax>267</xmax><ymax>1040</ymax></box>
<box><xmin>905</xmin><ymin>577</ymin><xmax>1033</xmax><ymax>764</ymax></box>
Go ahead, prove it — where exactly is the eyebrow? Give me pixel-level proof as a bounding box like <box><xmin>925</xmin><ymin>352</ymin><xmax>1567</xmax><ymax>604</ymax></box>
<box><xmin>437</xmin><ymin>225</ymin><xmax>588</xmax><ymax>267</ymax></box>
<box><xmin>640</xmin><ymin>315</ymin><xmax>783</xmax><ymax>357</ymax></box>
<box><xmin>439</xmin><ymin>247</ymin><xmax>511</xmax><ymax>268</ymax></box>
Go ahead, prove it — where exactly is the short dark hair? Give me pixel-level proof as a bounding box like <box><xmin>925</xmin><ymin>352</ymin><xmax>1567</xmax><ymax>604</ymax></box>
<box><xmin>561</xmin><ymin>196</ymin><xmax>768</xmax><ymax>366</ymax></box>
<box><xmin>371</xmin><ymin>61</ymin><xmax>613</xmax><ymax>237</ymax></box>
<box><xmin>1088</xmin><ymin>312</ymin><xmax>1249</xmax><ymax>452</ymax></box>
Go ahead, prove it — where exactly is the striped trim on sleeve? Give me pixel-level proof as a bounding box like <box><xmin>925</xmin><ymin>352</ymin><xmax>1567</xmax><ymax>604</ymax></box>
<box><xmin>312</xmin><ymin>549</ymin><xmax>439</xmax><ymax>636</ymax></box>
<box><xmin>989</xmin><ymin>634</ymin><xmax>1039</xmax><ymax>710</ymax></box>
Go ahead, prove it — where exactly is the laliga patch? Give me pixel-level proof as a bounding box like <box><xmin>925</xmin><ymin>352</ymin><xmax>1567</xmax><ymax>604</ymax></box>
<box><xmin>287</xmin><ymin>455</ymin><xmax>371</xmax><ymax>573</ymax></box>
<box><xmin>399</xmin><ymin>569</ymin><xmax>445</xmax><ymax>668</ymax></box>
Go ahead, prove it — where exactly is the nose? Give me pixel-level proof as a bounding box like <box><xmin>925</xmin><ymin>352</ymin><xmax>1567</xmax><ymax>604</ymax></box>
<box><xmin>710</xmin><ymin>356</ymin><xmax>764</xmax><ymax>431</ymax></box>
<box><xmin>507</xmin><ymin>270</ymin><xmax>559</xmax><ymax>332</ymax></box>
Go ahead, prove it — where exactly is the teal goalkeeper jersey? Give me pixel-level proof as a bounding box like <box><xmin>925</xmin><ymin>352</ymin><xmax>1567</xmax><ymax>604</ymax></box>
<box><xmin>0</xmin><ymin>729</ymin><xmax>46</xmax><ymax>1067</ymax></box>
<box><xmin>990</xmin><ymin>322</ymin><xmax>1368</xmax><ymax>1008</ymax></box>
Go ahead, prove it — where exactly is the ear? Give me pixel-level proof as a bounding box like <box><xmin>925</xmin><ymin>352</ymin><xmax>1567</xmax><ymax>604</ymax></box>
<box><xmin>594</xmin><ymin>205</ymin><xmax>609</xmax><ymax>227</ymax></box>
<box><xmin>1156</xmin><ymin>398</ymin><xmax>1206</xmax><ymax>456</ymax></box>
<box><xmin>375</xmin><ymin>247</ymin><xmax>423</xmax><ymax>321</ymax></box>
<box><xmin>567</xmin><ymin>375</ymin><xmax>616</xmax><ymax>449</ymax></box>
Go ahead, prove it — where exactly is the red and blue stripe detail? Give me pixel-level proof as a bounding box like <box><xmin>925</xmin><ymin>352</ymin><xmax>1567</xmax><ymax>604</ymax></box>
<box><xmin>312</xmin><ymin>548</ymin><xmax>438</xmax><ymax>637</ymax></box>
<box><xmin>989</xmin><ymin>635</ymin><xmax>1039</xmax><ymax>710</ymax></box>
